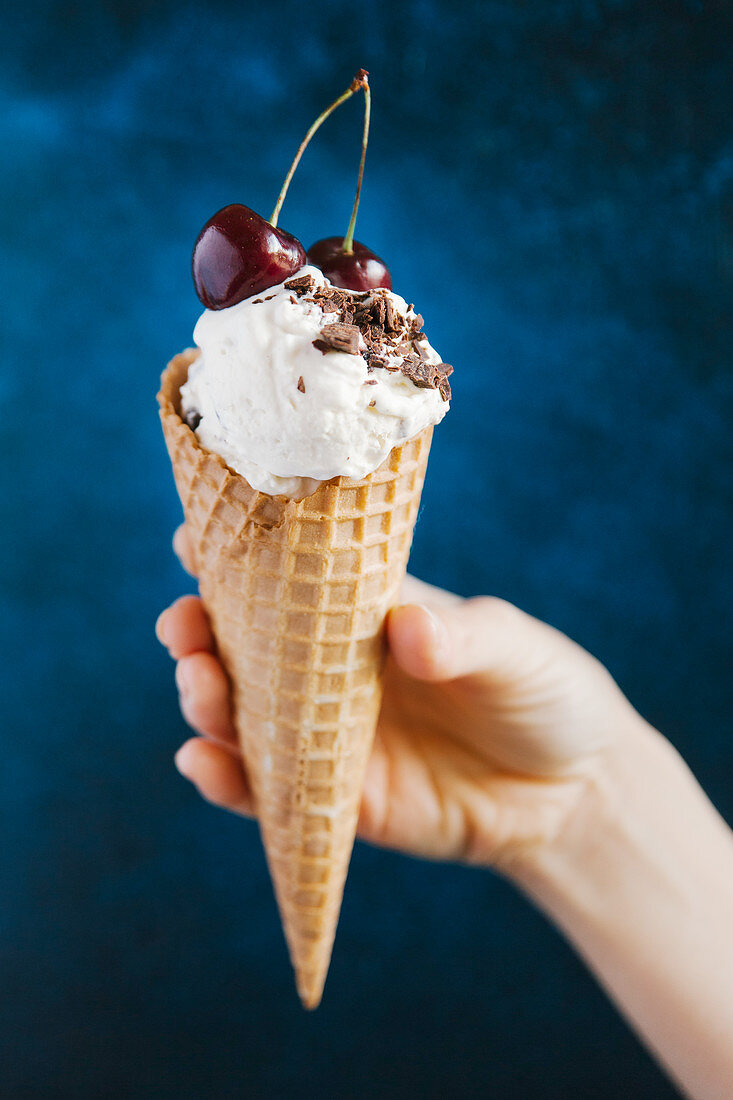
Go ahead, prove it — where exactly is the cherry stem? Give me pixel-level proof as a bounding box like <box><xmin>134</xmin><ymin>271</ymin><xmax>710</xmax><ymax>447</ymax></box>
<box><xmin>342</xmin><ymin>74</ymin><xmax>371</xmax><ymax>255</ymax></box>
<box><xmin>270</xmin><ymin>69</ymin><xmax>369</xmax><ymax>228</ymax></box>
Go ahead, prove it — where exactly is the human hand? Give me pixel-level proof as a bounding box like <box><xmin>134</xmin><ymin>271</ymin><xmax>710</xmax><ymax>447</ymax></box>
<box><xmin>157</xmin><ymin>527</ymin><xmax>733</xmax><ymax>1096</ymax></box>
<box><xmin>156</xmin><ymin>525</ymin><xmax>643</xmax><ymax>874</ymax></box>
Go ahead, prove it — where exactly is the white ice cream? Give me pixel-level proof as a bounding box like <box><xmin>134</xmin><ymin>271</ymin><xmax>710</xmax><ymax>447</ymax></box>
<box><xmin>180</xmin><ymin>265</ymin><xmax>449</xmax><ymax>499</ymax></box>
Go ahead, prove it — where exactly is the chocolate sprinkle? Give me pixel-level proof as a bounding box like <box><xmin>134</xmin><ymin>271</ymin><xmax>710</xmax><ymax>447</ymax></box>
<box><xmin>313</xmin><ymin>322</ymin><xmax>360</xmax><ymax>355</ymax></box>
<box><xmin>312</xmin><ymin>286</ymin><xmax>348</xmax><ymax>310</ymax></box>
<box><xmin>184</xmin><ymin>409</ymin><xmax>202</xmax><ymax>432</ymax></box>
<box><xmin>384</xmin><ymin>297</ymin><xmax>399</xmax><ymax>333</ymax></box>
<box><xmin>285</xmin><ymin>275</ymin><xmax>454</xmax><ymax>396</ymax></box>
<box><xmin>284</xmin><ymin>274</ymin><xmax>316</xmax><ymax>293</ymax></box>
<box><xmin>401</xmin><ymin>356</ymin><xmax>434</xmax><ymax>389</ymax></box>
<box><xmin>397</xmin><ymin>357</ymin><xmax>452</xmax><ymax>400</ymax></box>
<box><xmin>431</xmin><ymin>363</ymin><xmax>453</xmax><ymax>401</ymax></box>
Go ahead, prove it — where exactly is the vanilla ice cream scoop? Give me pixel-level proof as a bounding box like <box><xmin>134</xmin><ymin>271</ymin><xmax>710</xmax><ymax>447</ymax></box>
<box><xmin>180</xmin><ymin>265</ymin><xmax>451</xmax><ymax>499</ymax></box>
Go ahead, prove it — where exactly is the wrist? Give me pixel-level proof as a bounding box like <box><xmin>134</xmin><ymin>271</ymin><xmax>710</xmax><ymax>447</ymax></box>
<box><xmin>510</xmin><ymin>716</ymin><xmax>681</xmax><ymax>899</ymax></box>
<box><xmin>508</xmin><ymin>718</ymin><xmax>733</xmax><ymax>1100</ymax></box>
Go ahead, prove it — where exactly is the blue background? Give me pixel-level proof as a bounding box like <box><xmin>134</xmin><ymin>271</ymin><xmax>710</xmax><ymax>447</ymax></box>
<box><xmin>3</xmin><ymin>1</ymin><xmax>732</xmax><ymax>1096</ymax></box>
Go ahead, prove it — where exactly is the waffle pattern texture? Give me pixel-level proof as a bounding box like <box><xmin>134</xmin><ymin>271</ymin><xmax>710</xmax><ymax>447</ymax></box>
<box><xmin>158</xmin><ymin>350</ymin><xmax>432</xmax><ymax>1007</ymax></box>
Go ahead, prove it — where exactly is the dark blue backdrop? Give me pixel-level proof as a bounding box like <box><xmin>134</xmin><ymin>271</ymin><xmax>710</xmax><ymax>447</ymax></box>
<box><xmin>3</xmin><ymin>2</ymin><xmax>731</xmax><ymax>1097</ymax></box>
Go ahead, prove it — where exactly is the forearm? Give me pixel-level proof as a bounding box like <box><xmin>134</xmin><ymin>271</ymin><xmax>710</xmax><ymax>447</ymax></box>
<box><xmin>513</xmin><ymin>720</ymin><xmax>733</xmax><ymax>1100</ymax></box>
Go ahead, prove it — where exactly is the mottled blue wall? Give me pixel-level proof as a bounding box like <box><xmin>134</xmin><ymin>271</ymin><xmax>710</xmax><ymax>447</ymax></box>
<box><xmin>2</xmin><ymin>2</ymin><xmax>731</xmax><ymax>1097</ymax></box>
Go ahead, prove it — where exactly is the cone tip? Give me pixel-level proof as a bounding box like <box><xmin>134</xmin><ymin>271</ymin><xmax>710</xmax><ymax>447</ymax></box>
<box><xmin>296</xmin><ymin>969</ymin><xmax>326</xmax><ymax>1010</ymax></box>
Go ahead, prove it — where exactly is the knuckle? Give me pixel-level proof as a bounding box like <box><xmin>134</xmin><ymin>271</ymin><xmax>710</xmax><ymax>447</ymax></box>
<box><xmin>357</xmin><ymin>791</ymin><xmax>379</xmax><ymax>840</ymax></box>
<box><xmin>182</xmin><ymin>651</ymin><xmax>216</xmax><ymax>689</ymax></box>
<box><xmin>470</xmin><ymin>595</ymin><xmax>520</xmax><ymax>624</ymax></box>
<box><xmin>196</xmin><ymin>656</ymin><xmax>227</xmax><ymax>698</ymax></box>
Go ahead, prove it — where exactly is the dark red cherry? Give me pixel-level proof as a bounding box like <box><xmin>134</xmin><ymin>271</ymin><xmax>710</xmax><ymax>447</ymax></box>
<box><xmin>192</xmin><ymin>204</ymin><xmax>306</xmax><ymax>310</ymax></box>
<box><xmin>307</xmin><ymin>237</ymin><xmax>391</xmax><ymax>291</ymax></box>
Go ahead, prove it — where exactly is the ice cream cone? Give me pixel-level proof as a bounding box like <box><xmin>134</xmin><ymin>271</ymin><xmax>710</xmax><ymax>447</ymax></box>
<box><xmin>158</xmin><ymin>349</ymin><xmax>432</xmax><ymax>1008</ymax></box>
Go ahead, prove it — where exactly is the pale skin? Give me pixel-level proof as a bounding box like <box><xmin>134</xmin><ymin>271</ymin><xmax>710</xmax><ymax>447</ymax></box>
<box><xmin>158</xmin><ymin>525</ymin><xmax>733</xmax><ymax>1100</ymax></box>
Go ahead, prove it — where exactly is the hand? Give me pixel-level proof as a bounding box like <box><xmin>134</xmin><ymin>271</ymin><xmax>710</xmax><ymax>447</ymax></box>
<box><xmin>157</xmin><ymin>527</ymin><xmax>733</xmax><ymax>1095</ymax></box>
<box><xmin>156</xmin><ymin>525</ymin><xmax>642</xmax><ymax>873</ymax></box>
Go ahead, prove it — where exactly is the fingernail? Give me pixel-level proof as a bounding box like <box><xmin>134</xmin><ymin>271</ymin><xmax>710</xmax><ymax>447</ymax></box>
<box><xmin>173</xmin><ymin>526</ymin><xmax>190</xmax><ymax>565</ymax></box>
<box><xmin>416</xmin><ymin>604</ymin><xmax>446</xmax><ymax>662</ymax></box>
<box><xmin>174</xmin><ymin>742</ymin><xmax>194</xmax><ymax>777</ymax></box>
<box><xmin>155</xmin><ymin>609</ymin><xmax>170</xmax><ymax>646</ymax></box>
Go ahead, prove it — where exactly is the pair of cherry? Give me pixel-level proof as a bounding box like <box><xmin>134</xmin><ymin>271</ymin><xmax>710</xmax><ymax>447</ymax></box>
<box><xmin>192</xmin><ymin>207</ymin><xmax>389</xmax><ymax>309</ymax></box>
<box><xmin>192</xmin><ymin>70</ymin><xmax>391</xmax><ymax>310</ymax></box>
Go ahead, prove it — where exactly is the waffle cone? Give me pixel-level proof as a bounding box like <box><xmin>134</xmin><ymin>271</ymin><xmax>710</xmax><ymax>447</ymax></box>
<box><xmin>158</xmin><ymin>350</ymin><xmax>432</xmax><ymax>1008</ymax></box>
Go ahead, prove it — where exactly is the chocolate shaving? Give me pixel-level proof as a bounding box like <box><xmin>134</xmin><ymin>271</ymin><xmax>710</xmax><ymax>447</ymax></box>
<box><xmin>297</xmin><ymin>376</ymin><xmax>306</xmax><ymax>393</ymax></box>
<box><xmin>384</xmin><ymin>297</ymin><xmax>399</xmax><ymax>333</ymax></box>
<box><xmin>431</xmin><ymin>363</ymin><xmax>453</xmax><ymax>400</ymax></box>
<box><xmin>264</xmin><ymin>294</ymin><xmax>276</xmax><ymax>300</ymax></box>
<box><xmin>371</xmin><ymin>297</ymin><xmax>386</xmax><ymax>326</ymax></box>
<box><xmin>400</xmin><ymin>355</ymin><xmax>434</xmax><ymax>389</ymax></box>
<box><xmin>252</xmin><ymin>298</ymin><xmax>263</xmax><ymax>304</ymax></box>
<box><xmin>396</xmin><ymin>356</ymin><xmax>453</xmax><ymax>399</ymax></box>
<box><xmin>313</xmin><ymin>286</ymin><xmax>347</xmax><ymax>308</ymax></box>
<box><xmin>284</xmin><ymin>274</ymin><xmax>315</xmax><ymax>293</ymax></box>
<box><xmin>313</xmin><ymin>322</ymin><xmax>360</xmax><ymax>355</ymax></box>
<box><xmin>368</xmin><ymin>399</ymin><xmax>376</xmax><ymax>407</ymax></box>
<box><xmin>292</xmin><ymin>276</ymin><xmax>454</xmax><ymax>397</ymax></box>
<box><xmin>184</xmin><ymin>409</ymin><xmax>202</xmax><ymax>431</ymax></box>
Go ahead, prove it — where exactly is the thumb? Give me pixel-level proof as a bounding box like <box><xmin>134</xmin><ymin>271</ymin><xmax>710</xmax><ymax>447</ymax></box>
<box><xmin>387</xmin><ymin>596</ymin><xmax>534</xmax><ymax>682</ymax></box>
